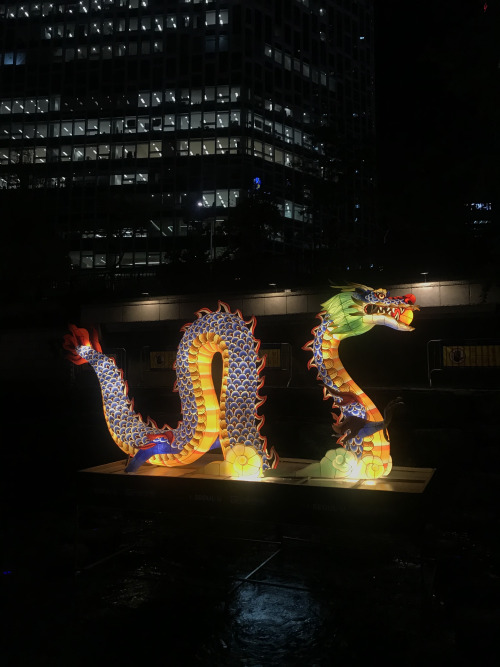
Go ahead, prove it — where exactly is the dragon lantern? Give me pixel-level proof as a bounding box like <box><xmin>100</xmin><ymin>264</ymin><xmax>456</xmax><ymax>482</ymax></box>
<box><xmin>299</xmin><ymin>283</ymin><xmax>418</xmax><ymax>480</ymax></box>
<box><xmin>64</xmin><ymin>302</ymin><xmax>278</xmax><ymax>478</ymax></box>
<box><xmin>65</xmin><ymin>284</ymin><xmax>418</xmax><ymax>482</ymax></box>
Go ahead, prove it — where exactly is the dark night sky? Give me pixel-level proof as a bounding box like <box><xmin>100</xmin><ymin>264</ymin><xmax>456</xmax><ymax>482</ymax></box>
<box><xmin>368</xmin><ymin>0</ymin><xmax>500</xmax><ymax>278</ymax></box>
<box><xmin>374</xmin><ymin>0</ymin><xmax>500</xmax><ymax>242</ymax></box>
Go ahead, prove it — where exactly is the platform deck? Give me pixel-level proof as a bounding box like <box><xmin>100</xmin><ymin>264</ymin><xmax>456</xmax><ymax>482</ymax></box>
<box><xmin>78</xmin><ymin>456</ymin><xmax>435</xmax><ymax>529</ymax></box>
<box><xmin>81</xmin><ymin>455</ymin><xmax>433</xmax><ymax>491</ymax></box>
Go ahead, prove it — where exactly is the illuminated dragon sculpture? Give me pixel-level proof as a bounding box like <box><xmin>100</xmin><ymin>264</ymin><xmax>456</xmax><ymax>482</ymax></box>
<box><xmin>299</xmin><ymin>284</ymin><xmax>419</xmax><ymax>480</ymax></box>
<box><xmin>64</xmin><ymin>302</ymin><xmax>278</xmax><ymax>478</ymax></box>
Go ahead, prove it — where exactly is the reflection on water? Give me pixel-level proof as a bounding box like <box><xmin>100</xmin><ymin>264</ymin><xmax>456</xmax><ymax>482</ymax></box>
<box><xmin>227</xmin><ymin>582</ymin><xmax>337</xmax><ymax>665</ymax></box>
<box><xmin>69</xmin><ymin>513</ymin><xmax>470</xmax><ymax>665</ymax></box>
<box><xmin>7</xmin><ymin>502</ymin><xmax>490</xmax><ymax>666</ymax></box>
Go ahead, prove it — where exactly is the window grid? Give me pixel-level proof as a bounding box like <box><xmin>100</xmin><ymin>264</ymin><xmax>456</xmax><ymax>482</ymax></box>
<box><xmin>0</xmin><ymin>0</ymin><xmax>375</xmax><ymax>272</ymax></box>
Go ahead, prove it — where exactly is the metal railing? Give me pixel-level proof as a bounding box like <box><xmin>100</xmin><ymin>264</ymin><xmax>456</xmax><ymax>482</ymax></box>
<box><xmin>427</xmin><ymin>339</ymin><xmax>500</xmax><ymax>387</ymax></box>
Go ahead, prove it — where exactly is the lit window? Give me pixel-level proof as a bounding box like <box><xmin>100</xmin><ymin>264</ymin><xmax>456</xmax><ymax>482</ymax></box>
<box><xmin>2</xmin><ymin>51</ymin><xmax>26</xmax><ymax>65</ymax></box>
<box><xmin>205</xmin><ymin>11</ymin><xmax>216</xmax><ymax>26</ymax></box>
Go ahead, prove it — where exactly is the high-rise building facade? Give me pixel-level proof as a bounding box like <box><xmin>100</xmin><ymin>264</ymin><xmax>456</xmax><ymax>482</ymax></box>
<box><xmin>0</xmin><ymin>0</ymin><xmax>376</xmax><ymax>293</ymax></box>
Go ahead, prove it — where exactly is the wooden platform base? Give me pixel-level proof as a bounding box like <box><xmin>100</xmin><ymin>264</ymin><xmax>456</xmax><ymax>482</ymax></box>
<box><xmin>78</xmin><ymin>455</ymin><xmax>435</xmax><ymax>529</ymax></box>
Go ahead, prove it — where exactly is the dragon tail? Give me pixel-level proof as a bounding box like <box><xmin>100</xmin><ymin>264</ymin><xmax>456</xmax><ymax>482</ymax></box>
<box><xmin>64</xmin><ymin>324</ymin><xmax>167</xmax><ymax>461</ymax></box>
<box><xmin>63</xmin><ymin>324</ymin><xmax>103</xmax><ymax>365</ymax></box>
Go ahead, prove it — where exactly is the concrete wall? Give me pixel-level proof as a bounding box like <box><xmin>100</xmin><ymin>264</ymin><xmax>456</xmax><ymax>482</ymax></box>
<box><xmin>389</xmin><ymin>280</ymin><xmax>499</xmax><ymax>309</ymax></box>
<box><xmin>81</xmin><ymin>280</ymin><xmax>500</xmax><ymax>326</ymax></box>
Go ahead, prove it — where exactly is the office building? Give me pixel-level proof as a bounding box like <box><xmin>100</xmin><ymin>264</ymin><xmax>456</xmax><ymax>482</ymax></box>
<box><xmin>0</xmin><ymin>0</ymin><xmax>376</xmax><ymax>293</ymax></box>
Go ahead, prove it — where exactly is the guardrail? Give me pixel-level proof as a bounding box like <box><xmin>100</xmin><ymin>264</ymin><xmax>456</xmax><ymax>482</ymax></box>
<box><xmin>427</xmin><ymin>339</ymin><xmax>500</xmax><ymax>387</ymax></box>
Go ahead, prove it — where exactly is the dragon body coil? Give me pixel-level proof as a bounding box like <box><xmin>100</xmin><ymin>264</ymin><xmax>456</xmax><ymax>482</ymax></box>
<box><xmin>303</xmin><ymin>284</ymin><xmax>418</xmax><ymax>479</ymax></box>
<box><xmin>64</xmin><ymin>302</ymin><xmax>278</xmax><ymax>477</ymax></box>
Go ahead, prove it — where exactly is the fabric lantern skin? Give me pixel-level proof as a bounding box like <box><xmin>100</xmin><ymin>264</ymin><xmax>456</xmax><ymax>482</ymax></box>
<box><xmin>64</xmin><ymin>302</ymin><xmax>278</xmax><ymax>478</ymax></box>
<box><xmin>64</xmin><ymin>286</ymin><xmax>418</xmax><ymax>481</ymax></box>
<box><xmin>300</xmin><ymin>284</ymin><xmax>419</xmax><ymax>480</ymax></box>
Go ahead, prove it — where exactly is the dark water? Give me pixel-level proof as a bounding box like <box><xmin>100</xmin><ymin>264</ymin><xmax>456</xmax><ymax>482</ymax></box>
<box><xmin>3</xmin><ymin>487</ymin><xmax>500</xmax><ymax>666</ymax></box>
<box><xmin>74</xmin><ymin>517</ymin><xmax>426</xmax><ymax>666</ymax></box>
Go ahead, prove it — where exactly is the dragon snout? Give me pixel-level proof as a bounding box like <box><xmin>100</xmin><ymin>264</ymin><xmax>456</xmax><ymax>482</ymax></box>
<box><xmin>403</xmin><ymin>294</ymin><xmax>416</xmax><ymax>305</ymax></box>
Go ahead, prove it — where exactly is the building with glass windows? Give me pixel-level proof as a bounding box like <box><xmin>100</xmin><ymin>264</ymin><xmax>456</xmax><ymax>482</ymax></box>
<box><xmin>0</xmin><ymin>0</ymin><xmax>376</xmax><ymax>294</ymax></box>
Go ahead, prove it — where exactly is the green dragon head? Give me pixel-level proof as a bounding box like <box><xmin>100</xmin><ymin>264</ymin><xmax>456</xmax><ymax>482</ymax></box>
<box><xmin>322</xmin><ymin>283</ymin><xmax>419</xmax><ymax>338</ymax></box>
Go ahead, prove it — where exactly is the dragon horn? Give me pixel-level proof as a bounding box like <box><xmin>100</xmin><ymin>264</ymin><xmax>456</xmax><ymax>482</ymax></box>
<box><xmin>328</xmin><ymin>282</ymin><xmax>374</xmax><ymax>293</ymax></box>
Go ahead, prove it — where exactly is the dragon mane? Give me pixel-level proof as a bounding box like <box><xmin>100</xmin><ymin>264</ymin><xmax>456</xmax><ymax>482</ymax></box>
<box><xmin>321</xmin><ymin>283</ymin><xmax>376</xmax><ymax>338</ymax></box>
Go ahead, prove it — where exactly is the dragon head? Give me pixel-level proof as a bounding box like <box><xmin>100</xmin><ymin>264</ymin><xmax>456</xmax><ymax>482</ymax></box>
<box><xmin>321</xmin><ymin>283</ymin><xmax>418</xmax><ymax>337</ymax></box>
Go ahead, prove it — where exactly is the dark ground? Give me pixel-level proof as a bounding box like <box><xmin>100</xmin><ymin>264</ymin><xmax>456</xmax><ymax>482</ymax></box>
<box><xmin>2</xmin><ymin>370</ymin><xmax>499</xmax><ymax>665</ymax></box>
